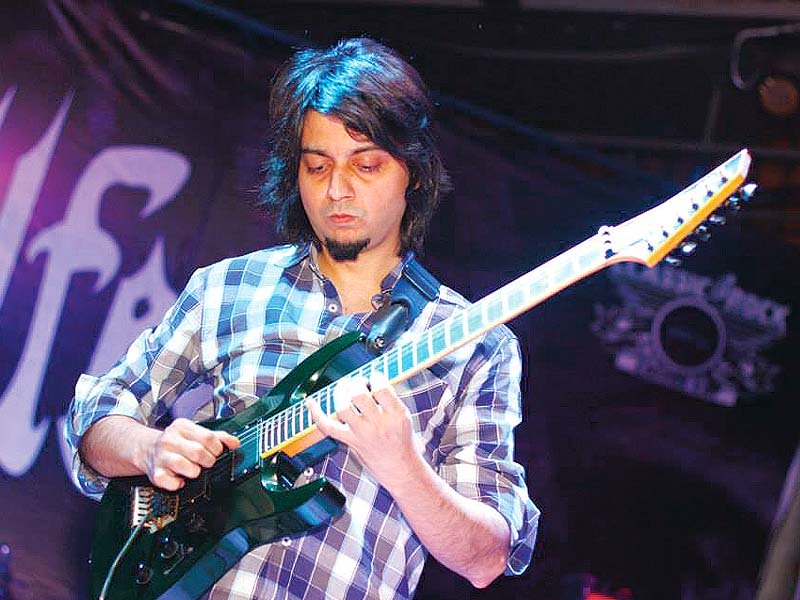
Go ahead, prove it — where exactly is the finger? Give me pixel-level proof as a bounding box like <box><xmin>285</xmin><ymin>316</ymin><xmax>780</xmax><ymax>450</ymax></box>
<box><xmin>369</xmin><ymin>372</ymin><xmax>402</xmax><ymax>410</ymax></box>
<box><xmin>171</xmin><ymin>419</ymin><xmax>239</xmax><ymax>456</ymax></box>
<box><xmin>349</xmin><ymin>388</ymin><xmax>379</xmax><ymax>418</ymax></box>
<box><xmin>175</xmin><ymin>437</ymin><xmax>219</xmax><ymax>469</ymax></box>
<box><xmin>150</xmin><ymin>466</ymin><xmax>185</xmax><ymax>491</ymax></box>
<box><xmin>215</xmin><ymin>430</ymin><xmax>241</xmax><ymax>450</ymax></box>
<box><xmin>369</xmin><ymin>370</ymin><xmax>391</xmax><ymax>394</ymax></box>
<box><xmin>162</xmin><ymin>451</ymin><xmax>203</xmax><ymax>480</ymax></box>
<box><xmin>187</xmin><ymin>422</ymin><xmax>228</xmax><ymax>455</ymax></box>
<box><xmin>148</xmin><ymin>452</ymin><xmax>199</xmax><ymax>490</ymax></box>
<box><xmin>336</xmin><ymin>375</ymin><xmax>368</xmax><ymax>405</ymax></box>
<box><xmin>307</xmin><ymin>398</ymin><xmax>350</xmax><ymax>441</ymax></box>
<box><xmin>333</xmin><ymin>375</ymin><xmax>369</xmax><ymax>416</ymax></box>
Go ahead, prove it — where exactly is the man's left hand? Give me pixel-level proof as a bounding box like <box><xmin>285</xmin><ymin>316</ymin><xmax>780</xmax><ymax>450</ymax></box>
<box><xmin>307</xmin><ymin>372</ymin><xmax>422</xmax><ymax>490</ymax></box>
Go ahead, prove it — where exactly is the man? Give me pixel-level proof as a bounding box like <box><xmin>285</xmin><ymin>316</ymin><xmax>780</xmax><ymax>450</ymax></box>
<box><xmin>66</xmin><ymin>37</ymin><xmax>539</xmax><ymax>599</ymax></box>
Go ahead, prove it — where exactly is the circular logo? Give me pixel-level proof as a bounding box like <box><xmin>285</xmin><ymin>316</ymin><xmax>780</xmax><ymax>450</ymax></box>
<box><xmin>651</xmin><ymin>296</ymin><xmax>726</xmax><ymax>375</ymax></box>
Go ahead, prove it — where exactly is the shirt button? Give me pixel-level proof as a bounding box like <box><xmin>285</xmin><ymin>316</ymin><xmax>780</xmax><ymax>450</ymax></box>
<box><xmin>281</xmin><ymin>536</ymin><xmax>291</xmax><ymax>547</ymax></box>
<box><xmin>328</xmin><ymin>303</ymin><xmax>339</xmax><ymax>313</ymax></box>
<box><xmin>303</xmin><ymin>467</ymin><xmax>314</xmax><ymax>479</ymax></box>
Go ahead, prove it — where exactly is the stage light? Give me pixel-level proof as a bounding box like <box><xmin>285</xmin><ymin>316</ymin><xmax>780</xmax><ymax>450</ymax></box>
<box><xmin>758</xmin><ymin>74</ymin><xmax>800</xmax><ymax>117</ymax></box>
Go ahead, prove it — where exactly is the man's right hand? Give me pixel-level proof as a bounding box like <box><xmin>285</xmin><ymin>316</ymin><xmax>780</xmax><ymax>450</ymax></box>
<box><xmin>144</xmin><ymin>418</ymin><xmax>240</xmax><ymax>490</ymax></box>
<box><xmin>79</xmin><ymin>415</ymin><xmax>240</xmax><ymax>491</ymax></box>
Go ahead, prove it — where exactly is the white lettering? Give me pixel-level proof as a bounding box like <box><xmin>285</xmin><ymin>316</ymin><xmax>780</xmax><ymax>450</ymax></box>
<box><xmin>0</xmin><ymin>90</ymin><xmax>72</xmax><ymax>305</ymax></box>
<box><xmin>0</xmin><ymin>138</ymin><xmax>190</xmax><ymax>475</ymax></box>
<box><xmin>87</xmin><ymin>237</ymin><xmax>178</xmax><ymax>375</ymax></box>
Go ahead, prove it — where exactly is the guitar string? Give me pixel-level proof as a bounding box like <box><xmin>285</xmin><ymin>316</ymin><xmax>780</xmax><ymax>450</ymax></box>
<box><xmin>212</xmin><ymin>169</ymin><xmax>737</xmax><ymax>473</ymax></box>
<box><xmin>201</xmin><ymin>240</ymin><xmax>610</xmax><ymax>480</ymax></box>
<box><xmin>228</xmin><ymin>291</ymin><xmax>504</xmax><ymax>452</ymax></box>
<box><xmin>202</xmin><ymin>232</ymin><xmax>623</xmax><ymax>481</ymax></box>
<box><xmin>176</xmin><ymin>160</ymin><xmax>741</xmax><ymax>488</ymax></box>
<box><xmin>198</xmin><ymin>292</ymin><xmax>508</xmax><ymax>482</ymax></box>
<box><xmin>202</xmin><ymin>262</ymin><xmax>563</xmax><ymax>484</ymax></box>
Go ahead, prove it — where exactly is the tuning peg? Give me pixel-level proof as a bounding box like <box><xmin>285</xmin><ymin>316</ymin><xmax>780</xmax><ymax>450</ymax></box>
<box><xmin>694</xmin><ymin>225</ymin><xmax>711</xmax><ymax>242</ymax></box>
<box><xmin>664</xmin><ymin>255</ymin><xmax>682</xmax><ymax>267</ymax></box>
<box><xmin>726</xmin><ymin>197</ymin><xmax>743</xmax><ymax>211</ymax></box>
<box><xmin>707</xmin><ymin>213</ymin><xmax>726</xmax><ymax>225</ymax></box>
<box><xmin>739</xmin><ymin>183</ymin><xmax>757</xmax><ymax>201</ymax></box>
<box><xmin>680</xmin><ymin>240</ymin><xmax>698</xmax><ymax>256</ymax></box>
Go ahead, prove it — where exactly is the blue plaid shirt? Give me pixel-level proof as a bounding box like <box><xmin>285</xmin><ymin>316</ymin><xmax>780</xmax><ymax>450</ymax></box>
<box><xmin>66</xmin><ymin>243</ymin><xmax>539</xmax><ymax>599</ymax></box>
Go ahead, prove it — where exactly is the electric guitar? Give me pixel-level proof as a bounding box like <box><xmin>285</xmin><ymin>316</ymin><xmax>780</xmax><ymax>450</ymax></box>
<box><xmin>89</xmin><ymin>149</ymin><xmax>754</xmax><ymax>599</ymax></box>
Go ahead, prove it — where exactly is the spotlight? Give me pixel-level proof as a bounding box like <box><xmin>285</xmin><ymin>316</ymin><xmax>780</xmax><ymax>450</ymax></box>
<box><xmin>758</xmin><ymin>74</ymin><xmax>800</xmax><ymax>117</ymax></box>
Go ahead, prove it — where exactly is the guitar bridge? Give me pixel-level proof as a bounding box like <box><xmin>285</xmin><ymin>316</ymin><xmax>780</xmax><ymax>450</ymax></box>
<box><xmin>130</xmin><ymin>485</ymin><xmax>179</xmax><ymax>533</ymax></box>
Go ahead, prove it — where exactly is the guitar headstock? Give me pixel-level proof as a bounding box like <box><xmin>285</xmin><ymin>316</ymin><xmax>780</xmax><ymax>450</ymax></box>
<box><xmin>604</xmin><ymin>149</ymin><xmax>754</xmax><ymax>267</ymax></box>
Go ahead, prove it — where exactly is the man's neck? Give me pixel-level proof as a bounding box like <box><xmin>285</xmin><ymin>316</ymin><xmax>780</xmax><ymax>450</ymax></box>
<box><xmin>315</xmin><ymin>245</ymin><xmax>401</xmax><ymax>314</ymax></box>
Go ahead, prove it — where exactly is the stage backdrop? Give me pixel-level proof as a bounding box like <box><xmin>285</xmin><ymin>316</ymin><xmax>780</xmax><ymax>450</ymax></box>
<box><xmin>1</xmin><ymin>3</ymin><xmax>796</xmax><ymax>599</ymax></box>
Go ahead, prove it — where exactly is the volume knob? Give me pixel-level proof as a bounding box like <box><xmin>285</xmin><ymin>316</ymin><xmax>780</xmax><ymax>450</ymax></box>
<box><xmin>159</xmin><ymin>536</ymin><xmax>180</xmax><ymax>560</ymax></box>
<box><xmin>134</xmin><ymin>562</ymin><xmax>153</xmax><ymax>585</ymax></box>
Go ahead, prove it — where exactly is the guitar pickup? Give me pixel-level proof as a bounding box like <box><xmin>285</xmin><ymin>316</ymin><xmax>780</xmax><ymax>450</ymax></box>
<box><xmin>130</xmin><ymin>485</ymin><xmax>179</xmax><ymax>533</ymax></box>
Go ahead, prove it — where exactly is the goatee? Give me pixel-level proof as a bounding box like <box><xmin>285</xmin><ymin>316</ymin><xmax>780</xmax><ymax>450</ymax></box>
<box><xmin>324</xmin><ymin>238</ymin><xmax>370</xmax><ymax>261</ymax></box>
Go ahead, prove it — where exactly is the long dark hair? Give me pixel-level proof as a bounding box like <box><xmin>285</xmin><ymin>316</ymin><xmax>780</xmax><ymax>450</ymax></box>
<box><xmin>260</xmin><ymin>38</ymin><xmax>450</xmax><ymax>254</ymax></box>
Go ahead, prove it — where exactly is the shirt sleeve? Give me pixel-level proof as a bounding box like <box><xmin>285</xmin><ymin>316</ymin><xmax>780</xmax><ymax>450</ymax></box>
<box><xmin>435</xmin><ymin>331</ymin><xmax>540</xmax><ymax>576</ymax></box>
<box><xmin>64</xmin><ymin>267</ymin><xmax>209</xmax><ymax>499</ymax></box>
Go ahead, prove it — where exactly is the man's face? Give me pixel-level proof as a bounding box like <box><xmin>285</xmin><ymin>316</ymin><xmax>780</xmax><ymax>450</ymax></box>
<box><xmin>298</xmin><ymin>110</ymin><xmax>409</xmax><ymax>262</ymax></box>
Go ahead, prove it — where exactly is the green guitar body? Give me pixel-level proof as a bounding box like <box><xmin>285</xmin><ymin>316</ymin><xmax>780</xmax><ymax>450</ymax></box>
<box><xmin>88</xmin><ymin>331</ymin><xmax>368</xmax><ymax>600</ymax></box>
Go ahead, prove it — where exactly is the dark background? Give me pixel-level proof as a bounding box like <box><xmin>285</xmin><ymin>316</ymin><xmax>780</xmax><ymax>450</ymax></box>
<box><xmin>0</xmin><ymin>1</ymin><xmax>798</xmax><ymax>598</ymax></box>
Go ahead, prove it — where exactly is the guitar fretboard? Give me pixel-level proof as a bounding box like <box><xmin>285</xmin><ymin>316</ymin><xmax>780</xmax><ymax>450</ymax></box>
<box><xmin>223</xmin><ymin>234</ymin><xmax>609</xmax><ymax>476</ymax></box>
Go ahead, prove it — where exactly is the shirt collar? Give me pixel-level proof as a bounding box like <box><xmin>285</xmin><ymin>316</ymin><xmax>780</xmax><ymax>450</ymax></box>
<box><xmin>271</xmin><ymin>242</ymin><xmax>312</xmax><ymax>268</ymax></box>
<box><xmin>279</xmin><ymin>241</ymin><xmax>415</xmax><ymax>294</ymax></box>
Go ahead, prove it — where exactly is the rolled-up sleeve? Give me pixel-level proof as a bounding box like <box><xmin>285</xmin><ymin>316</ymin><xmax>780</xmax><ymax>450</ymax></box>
<box><xmin>65</xmin><ymin>267</ymin><xmax>208</xmax><ymax>499</ymax></box>
<box><xmin>436</xmin><ymin>332</ymin><xmax>539</xmax><ymax>575</ymax></box>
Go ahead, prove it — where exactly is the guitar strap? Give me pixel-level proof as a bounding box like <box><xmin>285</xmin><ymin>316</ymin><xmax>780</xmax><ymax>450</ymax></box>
<box><xmin>365</xmin><ymin>257</ymin><xmax>441</xmax><ymax>355</ymax></box>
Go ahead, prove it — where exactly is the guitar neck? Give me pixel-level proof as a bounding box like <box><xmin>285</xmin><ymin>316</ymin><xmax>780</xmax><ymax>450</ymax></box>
<box><xmin>212</xmin><ymin>149</ymin><xmax>752</xmax><ymax>490</ymax></box>
<box><xmin>242</xmin><ymin>233</ymin><xmax>609</xmax><ymax>464</ymax></box>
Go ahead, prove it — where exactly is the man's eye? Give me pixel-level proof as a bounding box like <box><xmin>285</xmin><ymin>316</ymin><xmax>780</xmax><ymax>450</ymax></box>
<box><xmin>356</xmin><ymin>163</ymin><xmax>380</xmax><ymax>173</ymax></box>
<box><xmin>306</xmin><ymin>163</ymin><xmax>327</xmax><ymax>174</ymax></box>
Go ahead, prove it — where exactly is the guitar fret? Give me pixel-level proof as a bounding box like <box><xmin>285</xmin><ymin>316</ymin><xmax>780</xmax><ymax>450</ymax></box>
<box><xmin>553</xmin><ymin>258</ymin><xmax>571</xmax><ymax>285</ymax></box>
<box><xmin>416</xmin><ymin>335</ymin><xmax>430</xmax><ymax>364</ymax></box>
<box><xmin>508</xmin><ymin>285</ymin><xmax>524</xmax><ymax>312</ymax></box>
<box><xmin>387</xmin><ymin>350</ymin><xmax>398</xmax><ymax>380</ymax></box>
<box><xmin>450</xmin><ymin>314</ymin><xmax>464</xmax><ymax>343</ymax></box>
<box><xmin>579</xmin><ymin>247</ymin><xmax>599</xmax><ymax>270</ymax></box>
<box><xmin>292</xmin><ymin>404</ymin><xmax>300</xmax><ymax>438</ymax></box>
<box><xmin>487</xmin><ymin>297</ymin><xmax>502</xmax><ymax>323</ymax></box>
<box><xmin>530</xmin><ymin>275</ymin><xmax>547</xmax><ymax>299</ymax></box>
<box><xmin>467</xmin><ymin>306</ymin><xmax>483</xmax><ymax>334</ymax></box>
<box><xmin>400</xmin><ymin>343</ymin><xmax>414</xmax><ymax>375</ymax></box>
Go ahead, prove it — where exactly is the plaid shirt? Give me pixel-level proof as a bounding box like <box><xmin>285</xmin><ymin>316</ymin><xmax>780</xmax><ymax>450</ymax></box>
<box><xmin>66</xmin><ymin>243</ymin><xmax>539</xmax><ymax>599</ymax></box>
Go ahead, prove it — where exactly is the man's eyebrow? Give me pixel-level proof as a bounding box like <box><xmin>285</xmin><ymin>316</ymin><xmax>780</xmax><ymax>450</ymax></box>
<box><xmin>300</xmin><ymin>144</ymin><xmax>384</xmax><ymax>157</ymax></box>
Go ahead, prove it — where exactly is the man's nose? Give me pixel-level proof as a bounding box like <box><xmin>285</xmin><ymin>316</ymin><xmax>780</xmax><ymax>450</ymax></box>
<box><xmin>327</xmin><ymin>167</ymin><xmax>354</xmax><ymax>201</ymax></box>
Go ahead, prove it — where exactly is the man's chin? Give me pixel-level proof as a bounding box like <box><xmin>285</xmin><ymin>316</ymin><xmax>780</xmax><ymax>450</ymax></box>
<box><xmin>323</xmin><ymin>237</ymin><xmax>370</xmax><ymax>262</ymax></box>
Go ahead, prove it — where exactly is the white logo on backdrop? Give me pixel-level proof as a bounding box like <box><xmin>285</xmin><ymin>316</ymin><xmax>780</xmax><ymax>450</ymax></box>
<box><xmin>0</xmin><ymin>87</ymin><xmax>191</xmax><ymax>476</ymax></box>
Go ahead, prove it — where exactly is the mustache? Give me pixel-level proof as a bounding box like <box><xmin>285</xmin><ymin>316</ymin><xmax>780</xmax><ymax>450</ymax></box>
<box><xmin>322</xmin><ymin>205</ymin><xmax>365</xmax><ymax>218</ymax></box>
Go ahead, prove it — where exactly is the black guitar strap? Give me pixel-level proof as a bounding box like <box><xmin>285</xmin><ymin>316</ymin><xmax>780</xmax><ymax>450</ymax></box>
<box><xmin>365</xmin><ymin>257</ymin><xmax>441</xmax><ymax>355</ymax></box>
